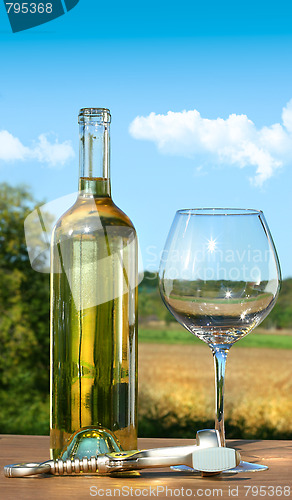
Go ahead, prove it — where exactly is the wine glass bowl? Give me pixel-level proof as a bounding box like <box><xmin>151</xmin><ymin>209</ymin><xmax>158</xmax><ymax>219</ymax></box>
<box><xmin>159</xmin><ymin>208</ymin><xmax>280</xmax><ymax>349</ymax></box>
<box><xmin>159</xmin><ymin>208</ymin><xmax>281</xmax><ymax>470</ymax></box>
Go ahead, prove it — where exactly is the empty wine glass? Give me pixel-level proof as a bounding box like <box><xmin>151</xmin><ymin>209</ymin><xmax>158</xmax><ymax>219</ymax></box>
<box><xmin>159</xmin><ymin>208</ymin><xmax>281</xmax><ymax>472</ymax></box>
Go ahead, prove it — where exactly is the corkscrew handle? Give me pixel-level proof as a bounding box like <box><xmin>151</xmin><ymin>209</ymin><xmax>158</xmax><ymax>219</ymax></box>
<box><xmin>4</xmin><ymin>456</ymin><xmax>104</xmax><ymax>477</ymax></box>
<box><xmin>4</xmin><ymin>429</ymin><xmax>239</xmax><ymax>477</ymax></box>
<box><xmin>4</xmin><ymin>461</ymin><xmax>52</xmax><ymax>477</ymax></box>
<box><xmin>4</xmin><ymin>447</ymin><xmax>240</xmax><ymax>477</ymax></box>
<box><xmin>4</xmin><ymin>455</ymin><xmax>110</xmax><ymax>477</ymax></box>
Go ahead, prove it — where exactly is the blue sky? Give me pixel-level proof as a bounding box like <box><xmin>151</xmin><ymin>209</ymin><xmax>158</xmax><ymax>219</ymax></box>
<box><xmin>0</xmin><ymin>1</ymin><xmax>292</xmax><ymax>277</ymax></box>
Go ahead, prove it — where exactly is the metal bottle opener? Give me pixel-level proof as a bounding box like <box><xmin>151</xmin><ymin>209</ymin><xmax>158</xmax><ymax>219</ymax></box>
<box><xmin>4</xmin><ymin>429</ymin><xmax>240</xmax><ymax>478</ymax></box>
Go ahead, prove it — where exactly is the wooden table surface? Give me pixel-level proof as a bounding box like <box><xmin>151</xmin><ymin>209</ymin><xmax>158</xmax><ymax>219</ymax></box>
<box><xmin>0</xmin><ymin>435</ymin><xmax>291</xmax><ymax>499</ymax></box>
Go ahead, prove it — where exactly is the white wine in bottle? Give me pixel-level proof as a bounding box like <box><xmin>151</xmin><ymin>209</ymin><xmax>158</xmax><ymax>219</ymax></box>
<box><xmin>50</xmin><ymin>108</ymin><xmax>138</xmax><ymax>460</ymax></box>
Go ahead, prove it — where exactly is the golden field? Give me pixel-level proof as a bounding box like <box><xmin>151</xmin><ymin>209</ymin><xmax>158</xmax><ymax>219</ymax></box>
<box><xmin>138</xmin><ymin>343</ymin><xmax>292</xmax><ymax>439</ymax></box>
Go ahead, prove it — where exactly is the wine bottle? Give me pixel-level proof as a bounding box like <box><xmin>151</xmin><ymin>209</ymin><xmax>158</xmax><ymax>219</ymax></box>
<box><xmin>50</xmin><ymin>108</ymin><xmax>138</xmax><ymax>460</ymax></box>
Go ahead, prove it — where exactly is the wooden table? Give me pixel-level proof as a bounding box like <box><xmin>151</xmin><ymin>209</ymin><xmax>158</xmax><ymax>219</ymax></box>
<box><xmin>0</xmin><ymin>436</ymin><xmax>291</xmax><ymax>499</ymax></box>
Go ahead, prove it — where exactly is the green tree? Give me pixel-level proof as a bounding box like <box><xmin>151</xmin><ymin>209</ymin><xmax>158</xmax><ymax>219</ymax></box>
<box><xmin>138</xmin><ymin>271</ymin><xmax>176</xmax><ymax>323</ymax></box>
<box><xmin>262</xmin><ymin>278</ymin><xmax>292</xmax><ymax>329</ymax></box>
<box><xmin>0</xmin><ymin>184</ymin><xmax>50</xmax><ymax>434</ymax></box>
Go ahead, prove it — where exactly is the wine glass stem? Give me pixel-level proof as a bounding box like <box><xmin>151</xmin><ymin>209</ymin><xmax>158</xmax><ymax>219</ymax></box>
<box><xmin>212</xmin><ymin>347</ymin><xmax>229</xmax><ymax>447</ymax></box>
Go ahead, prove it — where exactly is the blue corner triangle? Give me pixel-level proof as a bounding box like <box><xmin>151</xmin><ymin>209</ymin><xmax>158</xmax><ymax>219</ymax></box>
<box><xmin>64</xmin><ymin>0</ymin><xmax>80</xmax><ymax>12</ymax></box>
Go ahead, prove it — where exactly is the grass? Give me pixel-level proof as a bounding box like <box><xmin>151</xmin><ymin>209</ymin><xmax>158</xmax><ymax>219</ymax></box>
<box><xmin>138</xmin><ymin>325</ymin><xmax>292</xmax><ymax>439</ymax></box>
<box><xmin>139</xmin><ymin>326</ymin><xmax>292</xmax><ymax>349</ymax></box>
<box><xmin>138</xmin><ymin>342</ymin><xmax>292</xmax><ymax>440</ymax></box>
<box><xmin>2</xmin><ymin>322</ymin><xmax>290</xmax><ymax>438</ymax></box>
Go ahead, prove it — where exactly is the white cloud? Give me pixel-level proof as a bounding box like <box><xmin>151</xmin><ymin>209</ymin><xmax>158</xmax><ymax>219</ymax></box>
<box><xmin>32</xmin><ymin>134</ymin><xmax>75</xmax><ymax>166</ymax></box>
<box><xmin>129</xmin><ymin>100</ymin><xmax>292</xmax><ymax>186</ymax></box>
<box><xmin>0</xmin><ymin>130</ymin><xmax>28</xmax><ymax>161</ymax></box>
<box><xmin>0</xmin><ymin>131</ymin><xmax>75</xmax><ymax>167</ymax></box>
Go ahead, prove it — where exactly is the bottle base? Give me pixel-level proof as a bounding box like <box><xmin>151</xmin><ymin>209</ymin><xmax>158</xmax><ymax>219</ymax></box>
<box><xmin>50</xmin><ymin>425</ymin><xmax>137</xmax><ymax>461</ymax></box>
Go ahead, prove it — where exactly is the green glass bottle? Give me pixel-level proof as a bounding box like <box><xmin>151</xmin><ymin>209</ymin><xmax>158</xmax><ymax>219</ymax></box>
<box><xmin>50</xmin><ymin>108</ymin><xmax>138</xmax><ymax>459</ymax></box>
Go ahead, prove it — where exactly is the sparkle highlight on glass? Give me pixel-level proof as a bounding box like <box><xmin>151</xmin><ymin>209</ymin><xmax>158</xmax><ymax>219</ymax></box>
<box><xmin>207</xmin><ymin>237</ymin><xmax>217</xmax><ymax>253</ymax></box>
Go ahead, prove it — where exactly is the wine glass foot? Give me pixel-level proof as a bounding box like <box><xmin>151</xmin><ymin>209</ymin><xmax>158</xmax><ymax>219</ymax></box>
<box><xmin>225</xmin><ymin>460</ymin><xmax>268</xmax><ymax>473</ymax></box>
<box><xmin>171</xmin><ymin>460</ymin><xmax>268</xmax><ymax>474</ymax></box>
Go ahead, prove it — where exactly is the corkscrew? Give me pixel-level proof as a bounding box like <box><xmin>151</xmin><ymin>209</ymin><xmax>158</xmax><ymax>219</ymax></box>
<box><xmin>4</xmin><ymin>430</ymin><xmax>240</xmax><ymax>477</ymax></box>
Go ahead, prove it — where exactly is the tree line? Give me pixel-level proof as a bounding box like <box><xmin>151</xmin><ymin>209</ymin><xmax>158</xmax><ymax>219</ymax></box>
<box><xmin>0</xmin><ymin>184</ymin><xmax>291</xmax><ymax>435</ymax></box>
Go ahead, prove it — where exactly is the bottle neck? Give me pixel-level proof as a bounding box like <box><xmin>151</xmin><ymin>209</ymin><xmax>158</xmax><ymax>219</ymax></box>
<box><xmin>79</xmin><ymin>117</ymin><xmax>111</xmax><ymax>197</ymax></box>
